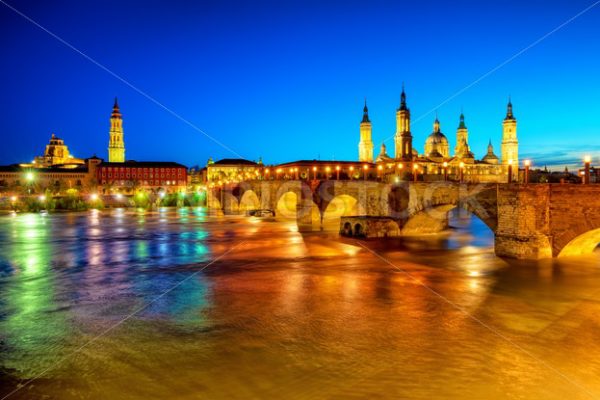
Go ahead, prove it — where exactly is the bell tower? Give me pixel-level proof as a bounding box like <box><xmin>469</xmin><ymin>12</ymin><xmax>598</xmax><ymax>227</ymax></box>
<box><xmin>395</xmin><ymin>85</ymin><xmax>412</xmax><ymax>160</ymax></box>
<box><xmin>358</xmin><ymin>99</ymin><xmax>374</xmax><ymax>162</ymax></box>
<box><xmin>501</xmin><ymin>97</ymin><xmax>519</xmax><ymax>168</ymax></box>
<box><xmin>108</xmin><ymin>97</ymin><xmax>125</xmax><ymax>163</ymax></box>
<box><xmin>455</xmin><ymin>112</ymin><xmax>469</xmax><ymax>157</ymax></box>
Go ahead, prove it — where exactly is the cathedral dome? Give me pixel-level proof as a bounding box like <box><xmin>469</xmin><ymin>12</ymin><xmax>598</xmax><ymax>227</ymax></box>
<box><xmin>425</xmin><ymin>131</ymin><xmax>448</xmax><ymax>147</ymax></box>
<box><xmin>424</xmin><ymin>117</ymin><xmax>450</xmax><ymax>158</ymax></box>
<box><xmin>482</xmin><ymin>140</ymin><xmax>499</xmax><ymax>164</ymax></box>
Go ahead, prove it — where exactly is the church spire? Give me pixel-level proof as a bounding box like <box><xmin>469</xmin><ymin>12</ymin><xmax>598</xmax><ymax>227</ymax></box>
<box><xmin>458</xmin><ymin>111</ymin><xmax>466</xmax><ymax>129</ymax></box>
<box><xmin>433</xmin><ymin>113</ymin><xmax>440</xmax><ymax>133</ymax></box>
<box><xmin>362</xmin><ymin>98</ymin><xmax>370</xmax><ymax>123</ymax></box>
<box><xmin>399</xmin><ymin>83</ymin><xmax>408</xmax><ymax>111</ymax></box>
<box><xmin>505</xmin><ymin>96</ymin><xmax>514</xmax><ymax>120</ymax></box>
<box><xmin>112</xmin><ymin>97</ymin><xmax>122</xmax><ymax>119</ymax></box>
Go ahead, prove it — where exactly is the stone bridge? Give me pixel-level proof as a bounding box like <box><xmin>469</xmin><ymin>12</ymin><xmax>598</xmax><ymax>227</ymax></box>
<box><xmin>208</xmin><ymin>181</ymin><xmax>600</xmax><ymax>260</ymax></box>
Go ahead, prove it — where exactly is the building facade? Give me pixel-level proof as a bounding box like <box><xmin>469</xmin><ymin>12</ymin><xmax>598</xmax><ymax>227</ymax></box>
<box><xmin>96</xmin><ymin>161</ymin><xmax>187</xmax><ymax>194</ymax></box>
<box><xmin>0</xmin><ymin>157</ymin><xmax>101</xmax><ymax>194</ymax></box>
<box><xmin>204</xmin><ymin>158</ymin><xmax>263</xmax><ymax>185</ymax></box>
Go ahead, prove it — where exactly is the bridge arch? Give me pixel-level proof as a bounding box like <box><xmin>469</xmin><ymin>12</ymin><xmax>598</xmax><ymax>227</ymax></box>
<box><xmin>322</xmin><ymin>194</ymin><xmax>359</xmax><ymax>231</ymax></box>
<box><xmin>276</xmin><ymin>191</ymin><xmax>297</xmax><ymax>218</ymax></box>
<box><xmin>239</xmin><ymin>190</ymin><xmax>260</xmax><ymax>213</ymax></box>
<box><xmin>558</xmin><ymin>228</ymin><xmax>600</xmax><ymax>257</ymax></box>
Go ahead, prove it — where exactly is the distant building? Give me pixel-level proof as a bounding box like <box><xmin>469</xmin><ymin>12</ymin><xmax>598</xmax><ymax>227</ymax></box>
<box><xmin>108</xmin><ymin>98</ymin><xmax>125</xmax><ymax>163</ymax></box>
<box><xmin>205</xmin><ymin>158</ymin><xmax>263</xmax><ymax>184</ymax></box>
<box><xmin>359</xmin><ymin>88</ymin><xmax>514</xmax><ymax>183</ymax></box>
<box><xmin>96</xmin><ymin>161</ymin><xmax>187</xmax><ymax>194</ymax></box>
<box><xmin>30</xmin><ymin>133</ymin><xmax>85</xmax><ymax>168</ymax></box>
<box><xmin>0</xmin><ymin>157</ymin><xmax>101</xmax><ymax>194</ymax></box>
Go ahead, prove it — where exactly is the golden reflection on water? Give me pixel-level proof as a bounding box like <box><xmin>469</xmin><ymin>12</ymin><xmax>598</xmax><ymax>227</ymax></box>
<box><xmin>0</xmin><ymin>210</ymin><xmax>599</xmax><ymax>399</ymax></box>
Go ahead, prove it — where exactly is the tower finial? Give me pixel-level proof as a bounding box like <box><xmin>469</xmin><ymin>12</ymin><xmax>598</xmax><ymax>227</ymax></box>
<box><xmin>458</xmin><ymin>111</ymin><xmax>466</xmax><ymax>129</ymax></box>
<box><xmin>506</xmin><ymin>96</ymin><xmax>514</xmax><ymax>119</ymax></box>
<box><xmin>399</xmin><ymin>84</ymin><xmax>407</xmax><ymax>111</ymax></box>
<box><xmin>361</xmin><ymin>99</ymin><xmax>370</xmax><ymax>123</ymax></box>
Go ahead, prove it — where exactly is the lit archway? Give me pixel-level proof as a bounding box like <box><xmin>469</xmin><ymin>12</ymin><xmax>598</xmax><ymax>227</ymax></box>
<box><xmin>558</xmin><ymin>228</ymin><xmax>600</xmax><ymax>257</ymax></box>
<box><xmin>239</xmin><ymin>190</ymin><xmax>260</xmax><ymax>213</ymax></box>
<box><xmin>322</xmin><ymin>194</ymin><xmax>358</xmax><ymax>231</ymax></box>
<box><xmin>276</xmin><ymin>191</ymin><xmax>297</xmax><ymax>219</ymax></box>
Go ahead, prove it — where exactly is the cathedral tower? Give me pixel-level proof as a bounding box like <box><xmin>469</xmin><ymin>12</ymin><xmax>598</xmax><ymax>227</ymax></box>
<box><xmin>358</xmin><ymin>99</ymin><xmax>374</xmax><ymax>162</ymax></box>
<box><xmin>108</xmin><ymin>98</ymin><xmax>125</xmax><ymax>163</ymax></box>
<box><xmin>501</xmin><ymin>97</ymin><xmax>518</xmax><ymax>168</ymax></box>
<box><xmin>455</xmin><ymin>112</ymin><xmax>469</xmax><ymax>157</ymax></box>
<box><xmin>394</xmin><ymin>86</ymin><xmax>413</xmax><ymax>160</ymax></box>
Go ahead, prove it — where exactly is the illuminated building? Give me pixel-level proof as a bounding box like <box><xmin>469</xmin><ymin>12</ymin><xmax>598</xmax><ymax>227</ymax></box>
<box><xmin>501</xmin><ymin>97</ymin><xmax>519</xmax><ymax>172</ymax></box>
<box><xmin>394</xmin><ymin>86</ymin><xmax>414</xmax><ymax>160</ymax></box>
<box><xmin>358</xmin><ymin>89</ymin><xmax>518</xmax><ymax>183</ymax></box>
<box><xmin>204</xmin><ymin>158</ymin><xmax>263</xmax><ymax>184</ymax></box>
<box><xmin>96</xmin><ymin>161</ymin><xmax>187</xmax><ymax>194</ymax></box>
<box><xmin>0</xmin><ymin>157</ymin><xmax>102</xmax><ymax>193</ymax></box>
<box><xmin>31</xmin><ymin>133</ymin><xmax>85</xmax><ymax>168</ymax></box>
<box><xmin>358</xmin><ymin>100</ymin><xmax>374</xmax><ymax>162</ymax></box>
<box><xmin>108</xmin><ymin>98</ymin><xmax>125</xmax><ymax>163</ymax></box>
<box><xmin>424</xmin><ymin>116</ymin><xmax>450</xmax><ymax>160</ymax></box>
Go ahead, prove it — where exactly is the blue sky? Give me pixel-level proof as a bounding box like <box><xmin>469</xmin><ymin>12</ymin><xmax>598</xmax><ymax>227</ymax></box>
<box><xmin>1</xmin><ymin>0</ymin><xmax>599</xmax><ymax>169</ymax></box>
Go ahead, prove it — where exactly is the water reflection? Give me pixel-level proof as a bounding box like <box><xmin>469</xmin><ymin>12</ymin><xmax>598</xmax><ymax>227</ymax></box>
<box><xmin>0</xmin><ymin>209</ymin><xmax>599</xmax><ymax>399</ymax></box>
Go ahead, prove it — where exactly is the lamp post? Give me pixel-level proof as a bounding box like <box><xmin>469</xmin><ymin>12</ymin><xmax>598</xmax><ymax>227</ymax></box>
<box><xmin>459</xmin><ymin>161</ymin><xmax>465</xmax><ymax>183</ymax></box>
<box><xmin>377</xmin><ymin>165</ymin><xmax>383</xmax><ymax>181</ymax></box>
<box><xmin>336</xmin><ymin>165</ymin><xmax>340</xmax><ymax>180</ymax></box>
<box><xmin>265</xmin><ymin>168</ymin><xmax>270</xmax><ymax>180</ymax></box>
<box><xmin>584</xmin><ymin>155</ymin><xmax>591</xmax><ymax>184</ymax></box>
<box><xmin>443</xmin><ymin>161</ymin><xmax>448</xmax><ymax>181</ymax></box>
<box><xmin>349</xmin><ymin>166</ymin><xmax>354</xmax><ymax>180</ymax></box>
<box><xmin>524</xmin><ymin>160</ymin><xmax>531</xmax><ymax>185</ymax></box>
<box><xmin>363</xmin><ymin>164</ymin><xmax>368</xmax><ymax>180</ymax></box>
<box><xmin>413</xmin><ymin>163</ymin><xmax>419</xmax><ymax>182</ymax></box>
<box><xmin>313</xmin><ymin>166</ymin><xmax>317</xmax><ymax>180</ymax></box>
<box><xmin>325</xmin><ymin>166</ymin><xmax>331</xmax><ymax>180</ymax></box>
<box><xmin>508</xmin><ymin>159</ymin><xmax>513</xmax><ymax>184</ymax></box>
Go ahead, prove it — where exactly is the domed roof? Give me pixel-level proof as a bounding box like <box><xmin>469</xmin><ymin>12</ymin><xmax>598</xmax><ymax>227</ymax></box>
<box><xmin>482</xmin><ymin>140</ymin><xmax>499</xmax><ymax>163</ymax></box>
<box><xmin>425</xmin><ymin>117</ymin><xmax>448</xmax><ymax>146</ymax></box>
<box><xmin>426</xmin><ymin>131</ymin><xmax>448</xmax><ymax>146</ymax></box>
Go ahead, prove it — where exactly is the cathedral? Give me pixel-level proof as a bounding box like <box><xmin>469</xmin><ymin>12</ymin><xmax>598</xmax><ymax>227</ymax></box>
<box><xmin>358</xmin><ymin>88</ymin><xmax>518</xmax><ymax>183</ymax></box>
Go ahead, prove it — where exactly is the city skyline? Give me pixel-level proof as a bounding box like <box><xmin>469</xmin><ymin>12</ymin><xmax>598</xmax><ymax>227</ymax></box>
<box><xmin>1</xmin><ymin>0</ymin><xmax>600</xmax><ymax>169</ymax></box>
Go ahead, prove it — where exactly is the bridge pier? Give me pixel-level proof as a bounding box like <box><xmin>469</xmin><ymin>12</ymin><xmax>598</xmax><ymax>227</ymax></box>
<box><xmin>494</xmin><ymin>185</ymin><xmax>553</xmax><ymax>259</ymax></box>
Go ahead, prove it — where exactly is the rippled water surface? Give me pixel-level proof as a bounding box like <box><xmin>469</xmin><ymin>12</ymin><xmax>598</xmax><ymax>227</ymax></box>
<box><xmin>1</xmin><ymin>208</ymin><xmax>600</xmax><ymax>399</ymax></box>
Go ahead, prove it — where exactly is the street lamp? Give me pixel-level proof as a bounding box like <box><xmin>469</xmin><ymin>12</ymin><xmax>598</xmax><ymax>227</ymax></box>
<box><xmin>443</xmin><ymin>161</ymin><xmax>448</xmax><ymax>181</ymax></box>
<box><xmin>336</xmin><ymin>165</ymin><xmax>340</xmax><ymax>180</ymax></box>
<box><xmin>349</xmin><ymin>166</ymin><xmax>354</xmax><ymax>180</ymax></box>
<box><xmin>524</xmin><ymin>160</ymin><xmax>531</xmax><ymax>185</ymax></box>
<box><xmin>459</xmin><ymin>161</ymin><xmax>465</xmax><ymax>183</ymax></box>
<box><xmin>363</xmin><ymin>164</ymin><xmax>368</xmax><ymax>180</ymax></box>
<box><xmin>508</xmin><ymin>159</ymin><xmax>513</xmax><ymax>184</ymax></box>
<box><xmin>325</xmin><ymin>166</ymin><xmax>331</xmax><ymax>180</ymax></box>
<box><xmin>584</xmin><ymin>155</ymin><xmax>591</xmax><ymax>184</ymax></box>
<box><xmin>377</xmin><ymin>164</ymin><xmax>383</xmax><ymax>181</ymax></box>
<box><xmin>312</xmin><ymin>166</ymin><xmax>317</xmax><ymax>180</ymax></box>
<box><xmin>413</xmin><ymin>163</ymin><xmax>419</xmax><ymax>182</ymax></box>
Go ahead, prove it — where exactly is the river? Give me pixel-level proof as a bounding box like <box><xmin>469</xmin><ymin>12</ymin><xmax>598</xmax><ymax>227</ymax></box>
<box><xmin>0</xmin><ymin>208</ymin><xmax>599</xmax><ymax>399</ymax></box>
